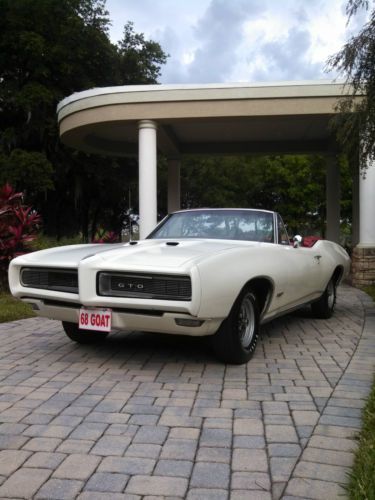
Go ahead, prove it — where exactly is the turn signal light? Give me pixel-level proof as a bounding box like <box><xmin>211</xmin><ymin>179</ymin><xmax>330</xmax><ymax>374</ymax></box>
<box><xmin>175</xmin><ymin>318</ymin><xmax>204</xmax><ymax>327</ymax></box>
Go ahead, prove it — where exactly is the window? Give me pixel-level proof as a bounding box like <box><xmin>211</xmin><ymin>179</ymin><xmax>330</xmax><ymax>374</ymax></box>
<box><xmin>277</xmin><ymin>214</ymin><xmax>290</xmax><ymax>245</ymax></box>
<box><xmin>148</xmin><ymin>209</ymin><xmax>275</xmax><ymax>243</ymax></box>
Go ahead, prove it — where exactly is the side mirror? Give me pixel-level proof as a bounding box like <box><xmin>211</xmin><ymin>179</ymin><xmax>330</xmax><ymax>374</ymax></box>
<box><xmin>293</xmin><ymin>235</ymin><xmax>302</xmax><ymax>248</ymax></box>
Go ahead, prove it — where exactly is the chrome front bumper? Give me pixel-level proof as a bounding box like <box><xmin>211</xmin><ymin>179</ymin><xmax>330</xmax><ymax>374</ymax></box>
<box><xmin>21</xmin><ymin>298</ymin><xmax>221</xmax><ymax>337</ymax></box>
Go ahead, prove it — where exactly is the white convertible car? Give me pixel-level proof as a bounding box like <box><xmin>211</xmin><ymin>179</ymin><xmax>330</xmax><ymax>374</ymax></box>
<box><xmin>9</xmin><ymin>209</ymin><xmax>350</xmax><ymax>364</ymax></box>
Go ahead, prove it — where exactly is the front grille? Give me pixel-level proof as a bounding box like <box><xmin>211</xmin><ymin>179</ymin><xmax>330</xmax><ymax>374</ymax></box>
<box><xmin>21</xmin><ymin>268</ymin><xmax>78</xmax><ymax>294</ymax></box>
<box><xmin>98</xmin><ymin>272</ymin><xmax>192</xmax><ymax>301</ymax></box>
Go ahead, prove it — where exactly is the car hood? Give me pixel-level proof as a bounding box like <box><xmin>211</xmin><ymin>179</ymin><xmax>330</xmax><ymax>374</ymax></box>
<box><xmin>15</xmin><ymin>239</ymin><xmax>251</xmax><ymax>270</ymax></box>
<box><xmin>13</xmin><ymin>243</ymin><xmax>124</xmax><ymax>268</ymax></box>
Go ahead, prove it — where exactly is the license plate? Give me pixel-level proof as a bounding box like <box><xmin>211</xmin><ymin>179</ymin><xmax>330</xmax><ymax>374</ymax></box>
<box><xmin>78</xmin><ymin>307</ymin><xmax>112</xmax><ymax>332</ymax></box>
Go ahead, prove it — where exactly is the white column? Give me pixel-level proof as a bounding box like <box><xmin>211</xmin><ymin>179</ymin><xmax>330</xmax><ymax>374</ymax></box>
<box><xmin>351</xmin><ymin>159</ymin><xmax>360</xmax><ymax>247</ymax></box>
<box><xmin>359</xmin><ymin>159</ymin><xmax>375</xmax><ymax>246</ymax></box>
<box><xmin>138</xmin><ymin>120</ymin><xmax>157</xmax><ymax>239</ymax></box>
<box><xmin>168</xmin><ymin>158</ymin><xmax>181</xmax><ymax>213</ymax></box>
<box><xmin>326</xmin><ymin>156</ymin><xmax>341</xmax><ymax>243</ymax></box>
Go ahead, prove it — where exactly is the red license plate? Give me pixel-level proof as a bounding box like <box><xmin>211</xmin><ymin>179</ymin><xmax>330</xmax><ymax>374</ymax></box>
<box><xmin>79</xmin><ymin>307</ymin><xmax>112</xmax><ymax>332</ymax></box>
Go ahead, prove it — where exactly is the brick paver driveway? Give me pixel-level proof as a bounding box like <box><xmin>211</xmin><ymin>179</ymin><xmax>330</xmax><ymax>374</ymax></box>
<box><xmin>0</xmin><ymin>285</ymin><xmax>374</xmax><ymax>499</ymax></box>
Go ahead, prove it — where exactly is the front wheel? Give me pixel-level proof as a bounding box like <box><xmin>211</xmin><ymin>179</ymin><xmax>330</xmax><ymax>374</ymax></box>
<box><xmin>62</xmin><ymin>321</ymin><xmax>109</xmax><ymax>344</ymax></box>
<box><xmin>311</xmin><ymin>278</ymin><xmax>336</xmax><ymax>319</ymax></box>
<box><xmin>212</xmin><ymin>289</ymin><xmax>260</xmax><ymax>364</ymax></box>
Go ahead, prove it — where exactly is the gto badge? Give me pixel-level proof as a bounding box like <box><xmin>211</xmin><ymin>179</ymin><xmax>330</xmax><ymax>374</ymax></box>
<box><xmin>118</xmin><ymin>282</ymin><xmax>144</xmax><ymax>290</ymax></box>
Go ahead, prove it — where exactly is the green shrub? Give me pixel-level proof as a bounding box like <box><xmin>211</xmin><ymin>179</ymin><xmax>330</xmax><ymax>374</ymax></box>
<box><xmin>30</xmin><ymin>233</ymin><xmax>82</xmax><ymax>251</ymax></box>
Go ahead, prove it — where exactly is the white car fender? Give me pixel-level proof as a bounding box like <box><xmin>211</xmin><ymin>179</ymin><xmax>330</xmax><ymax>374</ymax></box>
<box><xmin>195</xmin><ymin>244</ymin><xmax>281</xmax><ymax>319</ymax></box>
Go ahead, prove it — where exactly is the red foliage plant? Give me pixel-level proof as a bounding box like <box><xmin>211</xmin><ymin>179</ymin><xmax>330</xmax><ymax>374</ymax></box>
<box><xmin>0</xmin><ymin>184</ymin><xmax>41</xmax><ymax>277</ymax></box>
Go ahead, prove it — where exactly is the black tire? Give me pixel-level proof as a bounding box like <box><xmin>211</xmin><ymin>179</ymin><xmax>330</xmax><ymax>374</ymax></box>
<box><xmin>311</xmin><ymin>278</ymin><xmax>336</xmax><ymax>319</ymax></box>
<box><xmin>62</xmin><ymin>321</ymin><xmax>109</xmax><ymax>344</ymax></box>
<box><xmin>212</xmin><ymin>289</ymin><xmax>260</xmax><ymax>364</ymax></box>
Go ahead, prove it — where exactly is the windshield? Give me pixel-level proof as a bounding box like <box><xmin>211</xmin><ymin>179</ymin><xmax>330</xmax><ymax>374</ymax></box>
<box><xmin>148</xmin><ymin>210</ymin><xmax>275</xmax><ymax>242</ymax></box>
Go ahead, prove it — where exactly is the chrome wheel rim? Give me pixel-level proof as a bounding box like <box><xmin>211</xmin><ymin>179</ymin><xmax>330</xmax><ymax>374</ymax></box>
<box><xmin>238</xmin><ymin>294</ymin><xmax>255</xmax><ymax>348</ymax></box>
<box><xmin>327</xmin><ymin>281</ymin><xmax>335</xmax><ymax>309</ymax></box>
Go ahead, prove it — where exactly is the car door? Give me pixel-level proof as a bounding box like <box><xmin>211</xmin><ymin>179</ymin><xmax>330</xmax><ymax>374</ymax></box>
<box><xmin>275</xmin><ymin>214</ymin><xmax>325</xmax><ymax>309</ymax></box>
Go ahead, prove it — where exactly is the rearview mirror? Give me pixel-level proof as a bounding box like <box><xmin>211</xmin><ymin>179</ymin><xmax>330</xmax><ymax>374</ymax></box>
<box><xmin>293</xmin><ymin>235</ymin><xmax>302</xmax><ymax>248</ymax></box>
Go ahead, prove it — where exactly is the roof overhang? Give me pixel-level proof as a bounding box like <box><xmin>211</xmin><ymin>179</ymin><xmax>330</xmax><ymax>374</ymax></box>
<box><xmin>57</xmin><ymin>81</ymin><xmax>359</xmax><ymax>157</ymax></box>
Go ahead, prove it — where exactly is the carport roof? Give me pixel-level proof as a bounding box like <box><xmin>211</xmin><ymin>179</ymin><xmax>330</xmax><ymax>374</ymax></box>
<box><xmin>57</xmin><ymin>80</ymin><xmax>355</xmax><ymax>157</ymax></box>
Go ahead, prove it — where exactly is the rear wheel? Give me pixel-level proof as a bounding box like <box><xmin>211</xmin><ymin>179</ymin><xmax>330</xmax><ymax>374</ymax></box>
<box><xmin>212</xmin><ymin>288</ymin><xmax>260</xmax><ymax>364</ymax></box>
<box><xmin>62</xmin><ymin>321</ymin><xmax>109</xmax><ymax>344</ymax></box>
<box><xmin>311</xmin><ymin>278</ymin><xmax>336</xmax><ymax>319</ymax></box>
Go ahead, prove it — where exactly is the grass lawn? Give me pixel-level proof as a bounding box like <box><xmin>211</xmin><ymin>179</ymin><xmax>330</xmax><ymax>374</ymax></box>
<box><xmin>362</xmin><ymin>285</ymin><xmax>375</xmax><ymax>302</ymax></box>
<box><xmin>0</xmin><ymin>293</ymin><xmax>35</xmax><ymax>323</ymax></box>
<box><xmin>347</xmin><ymin>375</ymin><xmax>375</xmax><ymax>500</ymax></box>
<box><xmin>347</xmin><ymin>284</ymin><xmax>375</xmax><ymax>500</ymax></box>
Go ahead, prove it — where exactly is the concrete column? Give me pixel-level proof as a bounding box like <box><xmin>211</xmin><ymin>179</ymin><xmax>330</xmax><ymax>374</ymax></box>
<box><xmin>326</xmin><ymin>156</ymin><xmax>341</xmax><ymax>243</ymax></box>
<box><xmin>359</xmin><ymin>159</ymin><xmax>375</xmax><ymax>246</ymax></box>
<box><xmin>352</xmin><ymin>158</ymin><xmax>375</xmax><ymax>287</ymax></box>
<box><xmin>138</xmin><ymin>120</ymin><xmax>157</xmax><ymax>239</ymax></box>
<box><xmin>351</xmin><ymin>158</ymin><xmax>360</xmax><ymax>247</ymax></box>
<box><xmin>168</xmin><ymin>158</ymin><xmax>181</xmax><ymax>213</ymax></box>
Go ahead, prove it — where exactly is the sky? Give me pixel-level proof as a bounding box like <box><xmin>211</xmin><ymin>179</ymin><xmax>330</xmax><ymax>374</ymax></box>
<box><xmin>105</xmin><ymin>0</ymin><xmax>368</xmax><ymax>84</ymax></box>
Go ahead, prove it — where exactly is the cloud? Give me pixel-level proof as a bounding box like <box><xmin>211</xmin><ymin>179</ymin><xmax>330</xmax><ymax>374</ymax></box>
<box><xmin>251</xmin><ymin>27</ymin><xmax>323</xmax><ymax>82</ymax></box>
<box><xmin>155</xmin><ymin>26</ymin><xmax>187</xmax><ymax>83</ymax></box>
<box><xmin>106</xmin><ymin>0</ymin><xmax>359</xmax><ymax>84</ymax></box>
<box><xmin>158</xmin><ymin>0</ymin><xmax>342</xmax><ymax>83</ymax></box>
<box><xmin>185</xmin><ymin>0</ymin><xmax>264</xmax><ymax>82</ymax></box>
